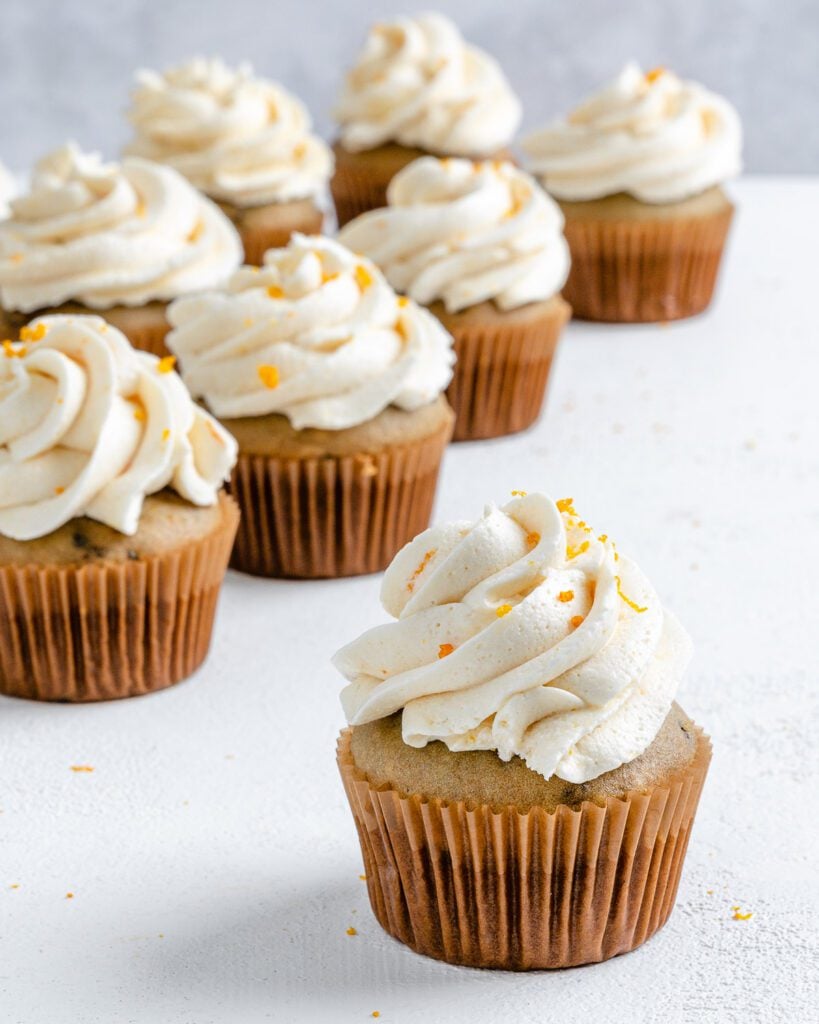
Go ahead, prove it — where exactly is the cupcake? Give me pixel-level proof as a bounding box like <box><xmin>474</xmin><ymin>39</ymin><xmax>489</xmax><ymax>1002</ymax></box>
<box><xmin>0</xmin><ymin>143</ymin><xmax>242</xmax><ymax>357</ymax></box>
<box><xmin>0</xmin><ymin>160</ymin><xmax>16</xmax><ymax>218</ymax></box>
<box><xmin>331</xmin><ymin>12</ymin><xmax>521</xmax><ymax>226</ymax></box>
<box><xmin>0</xmin><ymin>314</ymin><xmax>239</xmax><ymax>701</ymax></box>
<box><xmin>335</xmin><ymin>491</ymin><xmax>711</xmax><ymax>969</ymax></box>
<box><xmin>166</xmin><ymin>233</ymin><xmax>455</xmax><ymax>579</ymax></box>
<box><xmin>523</xmin><ymin>63</ymin><xmax>741</xmax><ymax>322</ymax></box>
<box><xmin>125</xmin><ymin>58</ymin><xmax>333</xmax><ymax>264</ymax></box>
<box><xmin>340</xmin><ymin>157</ymin><xmax>571</xmax><ymax>440</ymax></box>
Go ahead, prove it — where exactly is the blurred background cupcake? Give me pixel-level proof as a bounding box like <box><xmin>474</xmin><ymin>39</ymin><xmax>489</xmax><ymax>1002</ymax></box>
<box><xmin>340</xmin><ymin>157</ymin><xmax>571</xmax><ymax>440</ymax></box>
<box><xmin>0</xmin><ymin>160</ymin><xmax>16</xmax><ymax>218</ymax></box>
<box><xmin>166</xmin><ymin>233</ymin><xmax>455</xmax><ymax>578</ymax></box>
<box><xmin>335</xmin><ymin>491</ymin><xmax>711</xmax><ymax>969</ymax></box>
<box><xmin>125</xmin><ymin>58</ymin><xmax>334</xmax><ymax>264</ymax></box>
<box><xmin>331</xmin><ymin>12</ymin><xmax>521</xmax><ymax>226</ymax></box>
<box><xmin>523</xmin><ymin>63</ymin><xmax>742</xmax><ymax>322</ymax></box>
<box><xmin>0</xmin><ymin>143</ymin><xmax>242</xmax><ymax>356</ymax></box>
<box><xmin>0</xmin><ymin>314</ymin><xmax>239</xmax><ymax>702</ymax></box>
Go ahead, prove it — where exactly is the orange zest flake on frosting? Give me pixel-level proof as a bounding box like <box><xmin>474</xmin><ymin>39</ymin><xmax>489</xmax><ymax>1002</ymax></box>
<box><xmin>70</xmin><ymin>765</ymin><xmax>94</xmax><ymax>773</ymax></box>
<box><xmin>598</xmin><ymin>533</ymin><xmax>608</xmax><ymax>543</ymax></box>
<box><xmin>161</xmin><ymin>428</ymin><xmax>171</xmax><ymax>443</ymax></box>
<box><xmin>526</xmin><ymin>531</ymin><xmax>540</xmax><ymax>548</ymax></box>
<box><xmin>645</xmin><ymin>66</ymin><xmax>666</xmax><ymax>84</ymax></box>
<box><xmin>292</xmin><ymin>142</ymin><xmax>306</xmax><ymax>159</ymax></box>
<box><xmin>19</xmin><ymin>322</ymin><xmax>47</xmax><ymax>342</ymax></box>
<box><xmin>556</xmin><ymin>497</ymin><xmax>575</xmax><ymax>515</ymax></box>
<box><xmin>9</xmin><ymin>252</ymin><xmax>24</xmax><ymax>263</ymax></box>
<box><xmin>438</xmin><ymin>643</ymin><xmax>455</xmax><ymax>659</ymax></box>
<box><xmin>731</xmin><ymin>906</ymin><xmax>753</xmax><ymax>921</ymax></box>
<box><xmin>407</xmin><ymin>549</ymin><xmax>436</xmax><ymax>592</ymax></box>
<box><xmin>371</xmin><ymin>1014</ymin><xmax>381</xmax><ymax>1020</ymax></box>
<box><xmin>134</xmin><ymin>199</ymin><xmax>147</xmax><ymax>219</ymax></box>
<box><xmin>322</xmin><ymin>270</ymin><xmax>340</xmax><ymax>284</ymax></box>
<box><xmin>131</xmin><ymin>402</ymin><xmax>146</xmax><ymax>423</ymax></box>
<box><xmin>511</xmin><ymin>489</ymin><xmax>527</xmax><ymax>497</ymax></box>
<box><xmin>346</xmin><ymin>926</ymin><xmax>357</xmax><ymax>936</ymax></box>
<box><xmin>394</xmin><ymin>318</ymin><xmax>408</xmax><ymax>341</ymax></box>
<box><xmin>257</xmin><ymin>364</ymin><xmax>280</xmax><ymax>389</ymax></box>
<box><xmin>359</xmin><ymin>874</ymin><xmax>367</xmax><ymax>881</ymax></box>
<box><xmin>566</xmin><ymin>540</ymin><xmax>589</xmax><ymax>560</ymax></box>
<box><xmin>496</xmin><ymin>604</ymin><xmax>513</xmax><ymax>618</ymax></box>
<box><xmin>569</xmin><ymin>614</ymin><xmax>585</xmax><ymax>629</ymax></box>
<box><xmin>187</xmin><ymin>220</ymin><xmax>204</xmax><ymax>243</ymax></box>
<box><xmin>354</xmin><ymin>263</ymin><xmax>374</xmax><ymax>290</ymax></box>
<box><xmin>616</xmin><ymin>576</ymin><xmax>647</xmax><ymax>613</ymax></box>
<box><xmin>2</xmin><ymin>340</ymin><xmax>26</xmax><ymax>358</ymax></box>
<box><xmin>558</xmin><ymin>590</ymin><xmax>574</xmax><ymax>603</ymax></box>
<box><xmin>157</xmin><ymin>355</ymin><xmax>176</xmax><ymax>374</ymax></box>
<box><xmin>267</xmin><ymin>283</ymin><xmax>284</xmax><ymax>299</ymax></box>
<box><xmin>397</xmin><ymin>295</ymin><xmax>410</xmax><ymax>308</ymax></box>
<box><xmin>54</xmin><ymin>486</ymin><xmax>65</xmax><ymax>496</ymax></box>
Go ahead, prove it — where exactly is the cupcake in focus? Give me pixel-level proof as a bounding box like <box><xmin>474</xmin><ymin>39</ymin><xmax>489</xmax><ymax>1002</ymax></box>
<box><xmin>0</xmin><ymin>314</ymin><xmax>239</xmax><ymax>701</ymax></box>
<box><xmin>335</xmin><ymin>491</ymin><xmax>711</xmax><ymax>969</ymax></box>
<box><xmin>523</xmin><ymin>63</ymin><xmax>741</xmax><ymax>322</ymax></box>
<box><xmin>340</xmin><ymin>157</ymin><xmax>571</xmax><ymax>440</ymax></box>
<box><xmin>331</xmin><ymin>12</ymin><xmax>521</xmax><ymax>226</ymax></box>
<box><xmin>0</xmin><ymin>143</ymin><xmax>242</xmax><ymax>356</ymax></box>
<box><xmin>125</xmin><ymin>58</ymin><xmax>333</xmax><ymax>264</ymax></box>
<box><xmin>166</xmin><ymin>233</ymin><xmax>455</xmax><ymax>578</ymax></box>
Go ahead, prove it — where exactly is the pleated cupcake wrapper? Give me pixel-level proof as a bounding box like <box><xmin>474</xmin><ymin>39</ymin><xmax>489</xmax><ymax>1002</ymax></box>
<box><xmin>237</xmin><ymin>207</ymin><xmax>325</xmax><ymax>266</ymax></box>
<box><xmin>228</xmin><ymin>420</ymin><xmax>452</xmax><ymax>579</ymax></box>
<box><xmin>0</xmin><ymin>498</ymin><xmax>239</xmax><ymax>702</ymax></box>
<box><xmin>338</xmin><ymin>728</ymin><xmax>712</xmax><ymax>970</ymax></box>
<box><xmin>442</xmin><ymin>299</ymin><xmax>571</xmax><ymax>441</ymax></box>
<box><xmin>331</xmin><ymin>164</ymin><xmax>395</xmax><ymax>228</ymax></box>
<box><xmin>562</xmin><ymin>204</ymin><xmax>734</xmax><ymax>322</ymax></box>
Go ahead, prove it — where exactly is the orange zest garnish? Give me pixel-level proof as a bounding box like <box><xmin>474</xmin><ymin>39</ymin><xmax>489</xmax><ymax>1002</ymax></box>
<box><xmin>526</xmin><ymin>531</ymin><xmax>540</xmax><ymax>548</ymax></box>
<box><xmin>731</xmin><ymin>907</ymin><xmax>753</xmax><ymax>921</ymax></box>
<box><xmin>511</xmin><ymin>490</ymin><xmax>527</xmax><ymax>497</ymax></box>
<box><xmin>65</xmin><ymin>893</ymin><xmax>74</xmax><ymax>900</ymax></box>
<box><xmin>267</xmin><ymin>284</ymin><xmax>284</xmax><ymax>299</ymax></box>
<box><xmin>257</xmin><ymin>364</ymin><xmax>280</xmax><ymax>389</ymax></box>
<box><xmin>569</xmin><ymin>615</ymin><xmax>585</xmax><ymax>629</ymax></box>
<box><xmin>354</xmin><ymin>264</ymin><xmax>374</xmax><ymax>290</ymax></box>
<box><xmin>566</xmin><ymin>540</ymin><xmax>589</xmax><ymax>560</ymax></box>
<box><xmin>157</xmin><ymin>356</ymin><xmax>176</xmax><ymax>374</ymax></box>
<box><xmin>556</xmin><ymin>497</ymin><xmax>575</xmax><ymax>514</ymax></box>
<box><xmin>70</xmin><ymin>765</ymin><xmax>94</xmax><ymax>773</ymax></box>
<box><xmin>496</xmin><ymin>604</ymin><xmax>512</xmax><ymax>618</ymax></box>
<box><xmin>558</xmin><ymin>590</ymin><xmax>574</xmax><ymax>603</ymax></box>
<box><xmin>438</xmin><ymin>643</ymin><xmax>455</xmax><ymax>659</ymax></box>
<box><xmin>645</xmin><ymin>66</ymin><xmax>666</xmax><ymax>84</ymax></box>
<box><xmin>161</xmin><ymin>428</ymin><xmax>171</xmax><ymax>442</ymax></box>
<box><xmin>346</xmin><ymin>926</ymin><xmax>357</xmax><ymax>936</ymax></box>
<box><xmin>397</xmin><ymin>295</ymin><xmax>410</xmax><ymax>308</ymax></box>
<box><xmin>407</xmin><ymin>549</ymin><xmax>436</xmax><ymax>593</ymax></box>
<box><xmin>616</xmin><ymin>576</ymin><xmax>647</xmax><ymax>613</ymax></box>
<box><xmin>133</xmin><ymin>405</ymin><xmax>146</xmax><ymax>423</ymax></box>
<box><xmin>598</xmin><ymin>533</ymin><xmax>608</xmax><ymax>543</ymax></box>
<box><xmin>2</xmin><ymin>340</ymin><xmax>26</xmax><ymax>358</ymax></box>
<box><xmin>54</xmin><ymin>486</ymin><xmax>65</xmax><ymax>496</ymax></box>
<box><xmin>19</xmin><ymin>322</ymin><xmax>47</xmax><ymax>342</ymax></box>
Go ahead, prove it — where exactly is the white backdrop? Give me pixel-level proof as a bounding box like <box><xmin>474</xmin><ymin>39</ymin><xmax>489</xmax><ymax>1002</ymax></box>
<box><xmin>2</xmin><ymin>0</ymin><xmax>816</xmax><ymax>172</ymax></box>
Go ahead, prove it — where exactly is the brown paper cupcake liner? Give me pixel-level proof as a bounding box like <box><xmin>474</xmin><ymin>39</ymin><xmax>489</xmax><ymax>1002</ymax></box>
<box><xmin>331</xmin><ymin>164</ymin><xmax>395</xmax><ymax>228</ymax></box>
<box><xmin>562</xmin><ymin>204</ymin><xmax>734</xmax><ymax>322</ymax></box>
<box><xmin>228</xmin><ymin>421</ymin><xmax>452</xmax><ymax>579</ymax></box>
<box><xmin>338</xmin><ymin>727</ymin><xmax>711</xmax><ymax>970</ymax></box>
<box><xmin>442</xmin><ymin>299</ymin><xmax>571</xmax><ymax>441</ymax></box>
<box><xmin>0</xmin><ymin>498</ymin><xmax>239</xmax><ymax>702</ymax></box>
<box><xmin>237</xmin><ymin>207</ymin><xmax>325</xmax><ymax>266</ymax></box>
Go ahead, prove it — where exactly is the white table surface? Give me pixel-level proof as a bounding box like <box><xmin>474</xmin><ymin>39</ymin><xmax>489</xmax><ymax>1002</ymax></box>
<box><xmin>1</xmin><ymin>177</ymin><xmax>816</xmax><ymax>1024</ymax></box>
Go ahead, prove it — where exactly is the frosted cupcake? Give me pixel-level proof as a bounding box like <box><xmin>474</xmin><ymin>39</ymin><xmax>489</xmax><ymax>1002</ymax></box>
<box><xmin>0</xmin><ymin>160</ymin><xmax>16</xmax><ymax>218</ymax></box>
<box><xmin>125</xmin><ymin>58</ymin><xmax>333</xmax><ymax>264</ymax></box>
<box><xmin>0</xmin><ymin>144</ymin><xmax>242</xmax><ymax>356</ymax></box>
<box><xmin>335</xmin><ymin>492</ymin><xmax>711</xmax><ymax>969</ymax></box>
<box><xmin>166</xmin><ymin>234</ymin><xmax>455</xmax><ymax>578</ymax></box>
<box><xmin>332</xmin><ymin>12</ymin><xmax>521</xmax><ymax>226</ymax></box>
<box><xmin>340</xmin><ymin>157</ymin><xmax>571</xmax><ymax>440</ymax></box>
<box><xmin>0</xmin><ymin>314</ymin><xmax>239</xmax><ymax>701</ymax></box>
<box><xmin>523</xmin><ymin>64</ymin><xmax>741</xmax><ymax>322</ymax></box>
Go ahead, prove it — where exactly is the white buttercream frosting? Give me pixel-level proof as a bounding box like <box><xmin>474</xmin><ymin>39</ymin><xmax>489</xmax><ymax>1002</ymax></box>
<box><xmin>166</xmin><ymin>234</ymin><xmax>455</xmax><ymax>430</ymax></box>
<box><xmin>339</xmin><ymin>157</ymin><xmax>570</xmax><ymax>312</ymax></box>
<box><xmin>522</xmin><ymin>63</ymin><xmax>742</xmax><ymax>204</ymax></box>
<box><xmin>0</xmin><ymin>315</ymin><xmax>237</xmax><ymax>541</ymax></box>
<box><xmin>334</xmin><ymin>493</ymin><xmax>692</xmax><ymax>783</ymax></box>
<box><xmin>336</xmin><ymin>12</ymin><xmax>521</xmax><ymax>156</ymax></box>
<box><xmin>0</xmin><ymin>144</ymin><xmax>242</xmax><ymax>313</ymax></box>
<box><xmin>0</xmin><ymin>161</ymin><xmax>16</xmax><ymax>219</ymax></box>
<box><xmin>126</xmin><ymin>57</ymin><xmax>334</xmax><ymax>208</ymax></box>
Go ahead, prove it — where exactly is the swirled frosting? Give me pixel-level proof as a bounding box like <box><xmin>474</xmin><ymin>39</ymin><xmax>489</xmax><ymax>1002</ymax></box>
<box><xmin>0</xmin><ymin>315</ymin><xmax>237</xmax><ymax>541</ymax></box>
<box><xmin>336</xmin><ymin>13</ymin><xmax>521</xmax><ymax>157</ymax></box>
<box><xmin>126</xmin><ymin>58</ymin><xmax>334</xmax><ymax>208</ymax></box>
<box><xmin>339</xmin><ymin>157</ymin><xmax>570</xmax><ymax>312</ymax></box>
<box><xmin>167</xmin><ymin>234</ymin><xmax>455</xmax><ymax>430</ymax></box>
<box><xmin>0</xmin><ymin>143</ymin><xmax>242</xmax><ymax>313</ymax></box>
<box><xmin>334</xmin><ymin>493</ymin><xmax>692</xmax><ymax>783</ymax></box>
<box><xmin>0</xmin><ymin>161</ymin><xmax>16</xmax><ymax>219</ymax></box>
<box><xmin>522</xmin><ymin>63</ymin><xmax>742</xmax><ymax>204</ymax></box>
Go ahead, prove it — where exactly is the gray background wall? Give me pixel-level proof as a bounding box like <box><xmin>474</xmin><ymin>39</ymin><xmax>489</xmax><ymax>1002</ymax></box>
<box><xmin>2</xmin><ymin>0</ymin><xmax>817</xmax><ymax>173</ymax></box>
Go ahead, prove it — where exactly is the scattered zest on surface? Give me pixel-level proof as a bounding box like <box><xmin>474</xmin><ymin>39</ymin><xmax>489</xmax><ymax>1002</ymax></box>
<box><xmin>346</xmin><ymin>926</ymin><xmax>357</xmax><ymax>936</ymax></box>
<box><xmin>558</xmin><ymin>590</ymin><xmax>574</xmax><ymax>603</ymax></box>
<box><xmin>616</xmin><ymin>576</ymin><xmax>647</xmax><ymax>613</ymax></box>
<box><xmin>19</xmin><ymin>322</ymin><xmax>47</xmax><ymax>342</ymax></box>
<box><xmin>566</xmin><ymin>540</ymin><xmax>589</xmax><ymax>560</ymax></box>
<box><xmin>157</xmin><ymin>356</ymin><xmax>176</xmax><ymax>374</ymax></box>
<box><xmin>496</xmin><ymin>604</ymin><xmax>512</xmax><ymax>618</ymax></box>
<box><xmin>70</xmin><ymin>765</ymin><xmax>94</xmax><ymax>773</ymax></box>
<box><xmin>407</xmin><ymin>549</ymin><xmax>436</xmax><ymax>592</ymax></box>
<box><xmin>65</xmin><ymin>892</ymin><xmax>74</xmax><ymax>900</ymax></box>
<box><xmin>556</xmin><ymin>497</ymin><xmax>575</xmax><ymax>514</ymax></box>
<box><xmin>731</xmin><ymin>906</ymin><xmax>753</xmax><ymax>921</ymax></box>
<box><xmin>2</xmin><ymin>340</ymin><xmax>26</xmax><ymax>358</ymax></box>
<box><xmin>511</xmin><ymin>489</ymin><xmax>527</xmax><ymax>497</ymax></box>
<box><xmin>526</xmin><ymin>531</ymin><xmax>540</xmax><ymax>548</ymax></box>
<box><xmin>645</xmin><ymin>66</ymin><xmax>666</xmax><ymax>83</ymax></box>
<box><xmin>570</xmin><ymin>615</ymin><xmax>585</xmax><ymax>629</ymax></box>
<box><xmin>161</xmin><ymin>428</ymin><xmax>170</xmax><ymax>443</ymax></box>
<box><xmin>355</xmin><ymin>264</ymin><xmax>374</xmax><ymax>290</ymax></box>
<box><xmin>257</xmin><ymin>364</ymin><xmax>280</xmax><ymax>389</ymax></box>
<box><xmin>438</xmin><ymin>643</ymin><xmax>455</xmax><ymax>659</ymax></box>
<box><xmin>267</xmin><ymin>284</ymin><xmax>284</xmax><ymax>299</ymax></box>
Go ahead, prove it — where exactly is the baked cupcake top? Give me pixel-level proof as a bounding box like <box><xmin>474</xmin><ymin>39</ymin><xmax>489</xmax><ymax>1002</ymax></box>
<box><xmin>339</xmin><ymin>157</ymin><xmax>570</xmax><ymax>313</ymax></box>
<box><xmin>0</xmin><ymin>315</ymin><xmax>237</xmax><ymax>541</ymax></box>
<box><xmin>522</xmin><ymin>63</ymin><xmax>742</xmax><ymax>204</ymax></box>
<box><xmin>166</xmin><ymin>233</ymin><xmax>455</xmax><ymax>430</ymax></box>
<box><xmin>334</xmin><ymin>492</ymin><xmax>692</xmax><ymax>784</ymax></box>
<box><xmin>125</xmin><ymin>58</ymin><xmax>334</xmax><ymax>209</ymax></box>
<box><xmin>0</xmin><ymin>144</ymin><xmax>242</xmax><ymax>314</ymax></box>
<box><xmin>335</xmin><ymin>13</ymin><xmax>521</xmax><ymax>157</ymax></box>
